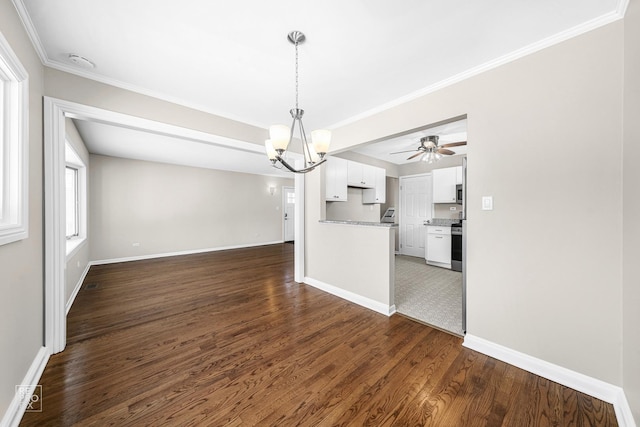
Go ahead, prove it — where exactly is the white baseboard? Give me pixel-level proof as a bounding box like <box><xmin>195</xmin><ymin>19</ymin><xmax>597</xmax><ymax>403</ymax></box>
<box><xmin>303</xmin><ymin>277</ymin><xmax>394</xmax><ymax>316</ymax></box>
<box><xmin>90</xmin><ymin>240</ymin><xmax>284</xmax><ymax>266</ymax></box>
<box><xmin>0</xmin><ymin>346</ymin><xmax>49</xmax><ymax>427</ymax></box>
<box><xmin>463</xmin><ymin>334</ymin><xmax>636</xmax><ymax>427</ymax></box>
<box><xmin>66</xmin><ymin>263</ymin><xmax>91</xmax><ymax>314</ymax></box>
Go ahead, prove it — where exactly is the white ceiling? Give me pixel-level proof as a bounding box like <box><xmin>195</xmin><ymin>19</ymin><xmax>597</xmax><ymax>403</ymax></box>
<box><xmin>72</xmin><ymin>119</ymin><xmax>294</xmax><ymax>178</ymax></box>
<box><xmin>352</xmin><ymin>119</ymin><xmax>468</xmax><ymax>165</ymax></box>
<box><xmin>16</xmin><ymin>0</ymin><xmax>623</xmax><ymax>173</ymax></box>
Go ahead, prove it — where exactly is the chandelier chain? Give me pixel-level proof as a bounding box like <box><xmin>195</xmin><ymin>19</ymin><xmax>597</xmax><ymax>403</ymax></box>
<box><xmin>295</xmin><ymin>40</ymin><xmax>299</xmax><ymax>110</ymax></box>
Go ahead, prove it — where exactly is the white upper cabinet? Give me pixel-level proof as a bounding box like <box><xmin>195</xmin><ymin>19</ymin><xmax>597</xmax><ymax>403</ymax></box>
<box><xmin>347</xmin><ymin>161</ymin><xmax>375</xmax><ymax>188</ymax></box>
<box><xmin>432</xmin><ymin>167</ymin><xmax>458</xmax><ymax>203</ymax></box>
<box><xmin>325</xmin><ymin>157</ymin><xmax>348</xmax><ymax>201</ymax></box>
<box><xmin>363</xmin><ymin>167</ymin><xmax>386</xmax><ymax>204</ymax></box>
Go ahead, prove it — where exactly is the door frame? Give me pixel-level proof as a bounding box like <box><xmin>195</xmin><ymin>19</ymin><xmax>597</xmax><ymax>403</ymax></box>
<box><xmin>282</xmin><ymin>186</ymin><xmax>295</xmax><ymax>242</ymax></box>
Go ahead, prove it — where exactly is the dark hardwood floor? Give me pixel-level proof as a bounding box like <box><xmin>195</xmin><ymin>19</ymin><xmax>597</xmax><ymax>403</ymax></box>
<box><xmin>21</xmin><ymin>244</ymin><xmax>617</xmax><ymax>426</ymax></box>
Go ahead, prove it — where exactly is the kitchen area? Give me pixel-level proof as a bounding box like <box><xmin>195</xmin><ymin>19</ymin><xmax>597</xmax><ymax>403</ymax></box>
<box><xmin>396</xmin><ymin>161</ymin><xmax>466</xmax><ymax>336</ymax></box>
<box><xmin>321</xmin><ymin>117</ymin><xmax>468</xmax><ymax>337</ymax></box>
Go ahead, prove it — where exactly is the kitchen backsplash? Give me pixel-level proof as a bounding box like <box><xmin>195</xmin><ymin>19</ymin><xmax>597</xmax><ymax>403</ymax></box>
<box><xmin>326</xmin><ymin>187</ymin><xmax>381</xmax><ymax>222</ymax></box>
<box><xmin>433</xmin><ymin>203</ymin><xmax>462</xmax><ymax>219</ymax></box>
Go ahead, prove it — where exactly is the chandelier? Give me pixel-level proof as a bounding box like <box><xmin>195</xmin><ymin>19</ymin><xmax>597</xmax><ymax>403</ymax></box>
<box><xmin>265</xmin><ymin>31</ymin><xmax>331</xmax><ymax>173</ymax></box>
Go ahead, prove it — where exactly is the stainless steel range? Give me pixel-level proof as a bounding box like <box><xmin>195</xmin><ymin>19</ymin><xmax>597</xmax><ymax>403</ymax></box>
<box><xmin>451</xmin><ymin>222</ymin><xmax>463</xmax><ymax>272</ymax></box>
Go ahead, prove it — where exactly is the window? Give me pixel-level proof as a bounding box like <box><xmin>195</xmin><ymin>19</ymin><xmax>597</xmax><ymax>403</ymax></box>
<box><xmin>65</xmin><ymin>141</ymin><xmax>86</xmax><ymax>257</ymax></box>
<box><xmin>0</xmin><ymin>32</ymin><xmax>29</xmax><ymax>245</ymax></box>
<box><xmin>65</xmin><ymin>166</ymin><xmax>78</xmax><ymax>239</ymax></box>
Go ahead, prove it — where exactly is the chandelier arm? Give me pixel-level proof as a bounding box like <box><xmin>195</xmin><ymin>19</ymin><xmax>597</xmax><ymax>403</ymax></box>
<box><xmin>288</xmin><ymin>115</ymin><xmax>297</xmax><ymax>152</ymax></box>
<box><xmin>297</xmin><ymin>117</ymin><xmax>313</xmax><ymax>166</ymax></box>
<box><xmin>276</xmin><ymin>155</ymin><xmax>326</xmax><ymax>173</ymax></box>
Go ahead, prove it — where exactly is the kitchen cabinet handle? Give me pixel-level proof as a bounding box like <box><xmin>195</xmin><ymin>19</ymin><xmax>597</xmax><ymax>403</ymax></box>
<box><xmin>435</xmin><ymin>236</ymin><xmax>443</xmax><ymax>239</ymax></box>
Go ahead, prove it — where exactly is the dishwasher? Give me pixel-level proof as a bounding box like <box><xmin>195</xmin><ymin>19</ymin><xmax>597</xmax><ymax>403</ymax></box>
<box><xmin>425</xmin><ymin>225</ymin><xmax>452</xmax><ymax>269</ymax></box>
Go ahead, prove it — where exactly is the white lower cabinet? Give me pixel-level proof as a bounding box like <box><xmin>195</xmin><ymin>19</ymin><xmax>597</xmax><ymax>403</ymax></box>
<box><xmin>425</xmin><ymin>226</ymin><xmax>451</xmax><ymax>269</ymax></box>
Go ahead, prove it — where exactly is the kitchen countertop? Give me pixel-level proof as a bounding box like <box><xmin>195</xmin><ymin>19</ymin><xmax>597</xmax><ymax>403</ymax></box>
<box><xmin>319</xmin><ymin>220</ymin><xmax>399</xmax><ymax>228</ymax></box>
<box><xmin>425</xmin><ymin>219</ymin><xmax>462</xmax><ymax>227</ymax></box>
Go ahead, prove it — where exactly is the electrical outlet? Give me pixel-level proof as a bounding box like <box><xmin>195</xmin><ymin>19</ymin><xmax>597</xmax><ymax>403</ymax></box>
<box><xmin>132</xmin><ymin>242</ymin><xmax>140</xmax><ymax>247</ymax></box>
<box><xmin>449</xmin><ymin>207</ymin><xmax>457</xmax><ymax>211</ymax></box>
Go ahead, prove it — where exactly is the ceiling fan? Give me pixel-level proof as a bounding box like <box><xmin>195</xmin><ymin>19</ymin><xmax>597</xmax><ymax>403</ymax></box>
<box><xmin>391</xmin><ymin>135</ymin><xmax>467</xmax><ymax>162</ymax></box>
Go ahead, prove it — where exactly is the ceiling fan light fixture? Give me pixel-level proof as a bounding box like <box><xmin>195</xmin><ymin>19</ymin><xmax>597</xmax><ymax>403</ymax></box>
<box><xmin>421</xmin><ymin>151</ymin><xmax>442</xmax><ymax>164</ymax></box>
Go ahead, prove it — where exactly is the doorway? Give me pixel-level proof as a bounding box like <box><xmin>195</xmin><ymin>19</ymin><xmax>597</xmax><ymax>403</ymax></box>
<box><xmin>396</xmin><ymin>169</ymin><xmax>464</xmax><ymax>336</ymax></box>
<box><xmin>44</xmin><ymin>98</ymin><xmax>308</xmax><ymax>354</ymax></box>
<box><xmin>283</xmin><ymin>186</ymin><xmax>295</xmax><ymax>242</ymax></box>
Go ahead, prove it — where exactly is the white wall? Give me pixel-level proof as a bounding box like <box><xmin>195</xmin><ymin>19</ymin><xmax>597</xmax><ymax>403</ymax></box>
<box><xmin>64</xmin><ymin>118</ymin><xmax>90</xmax><ymax>305</ymax></box>
<box><xmin>89</xmin><ymin>155</ymin><xmax>293</xmax><ymax>261</ymax></box>
<box><xmin>623</xmin><ymin>0</ymin><xmax>640</xmax><ymax>421</ymax></box>
<box><xmin>0</xmin><ymin>0</ymin><xmax>44</xmax><ymax>418</ymax></box>
<box><xmin>307</xmin><ymin>20</ymin><xmax>625</xmax><ymax>388</ymax></box>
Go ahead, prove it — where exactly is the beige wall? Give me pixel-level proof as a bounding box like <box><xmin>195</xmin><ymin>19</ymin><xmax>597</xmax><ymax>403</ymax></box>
<box><xmin>305</xmin><ymin>169</ymin><xmax>394</xmax><ymax>306</ymax></box>
<box><xmin>623</xmin><ymin>0</ymin><xmax>640</xmax><ymax>421</ymax></box>
<box><xmin>308</xmin><ymin>21</ymin><xmax>625</xmax><ymax>387</ymax></box>
<box><xmin>0</xmin><ymin>0</ymin><xmax>44</xmax><ymax>417</ymax></box>
<box><xmin>89</xmin><ymin>155</ymin><xmax>293</xmax><ymax>261</ymax></box>
<box><xmin>44</xmin><ymin>68</ymin><xmax>266</xmax><ymax>148</ymax></box>
<box><xmin>64</xmin><ymin>118</ymin><xmax>91</xmax><ymax>305</ymax></box>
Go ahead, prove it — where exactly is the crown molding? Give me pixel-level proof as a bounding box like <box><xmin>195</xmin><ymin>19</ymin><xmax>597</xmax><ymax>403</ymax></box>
<box><xmin>12</xmin><ymin>0</ymin><xmax>629</xmax><ymax>133</ymax></box>
<box><xmin>328</xmin><ymin>3</ymin><xmax>628</xmax><ymax>130</ymax></box>
<box><xmin>10</xmin><ymin>0</ymin><xmax>269</xmax><ymax>130</ymax></box>
<box><xmin>11</xmin><ymin>0</ymin><xmax>48</xmax><ymax>64</ymax></box>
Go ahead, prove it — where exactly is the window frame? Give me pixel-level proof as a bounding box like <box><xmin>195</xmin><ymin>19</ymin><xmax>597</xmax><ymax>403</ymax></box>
<box><xmin>64</xmin><ymin>141</ymin><xmax>86</xmax><ymax>258</ymax></box>
<box><xmin>65</xmin><ymin>165</ymin><xmax>79</xmax><ymax>239</ymax></box>
<box><xmin>0</xmin><ymin>31</ymin><xmax>29</xmax><ymax>246</ymax></box>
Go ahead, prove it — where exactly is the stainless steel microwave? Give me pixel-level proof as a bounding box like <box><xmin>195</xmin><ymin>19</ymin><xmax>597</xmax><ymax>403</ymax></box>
<box><xmin>456</xmin><ymin>184</ymin><xmax>463</xmax><ymax>204</ymax></box>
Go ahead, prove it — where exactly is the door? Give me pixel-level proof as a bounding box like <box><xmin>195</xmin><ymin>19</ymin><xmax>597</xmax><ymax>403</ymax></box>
<box><xmin>399</xmin><ymin>174</ymin><xmax>433</xmax><ymax>257</ymax></box>
<box><xmin>283</xmin><ymin>186</ymin><xmax>295</xmax><ymax>242</ymax></box>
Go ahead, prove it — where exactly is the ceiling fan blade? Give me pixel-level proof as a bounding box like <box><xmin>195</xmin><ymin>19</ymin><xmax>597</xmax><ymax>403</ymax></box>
<box><xmin>390</xmin><ymin>149</ymin><xmax>419</xmax><ymax>155</ymax></box>
<box><xmin>406</xmin><ymin>152</ymin><xmax>423</xmax><ymax>160</ymax></box>
<box><xmin>439</xmin><ymin>140</ymin><xmax>467</xmax><ymax>148</ymax></box>
<box><xmin>438</xmin><ymin>148</ymin><xmax>455</xmax><ymax>155</ymax></box>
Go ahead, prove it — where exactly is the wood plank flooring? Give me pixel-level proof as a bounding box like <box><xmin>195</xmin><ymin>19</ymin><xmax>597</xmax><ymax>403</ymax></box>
<box><xmin>21</xmin><ymin>244</ymin><xmax>618</xmax><ymax>426</ymax></box>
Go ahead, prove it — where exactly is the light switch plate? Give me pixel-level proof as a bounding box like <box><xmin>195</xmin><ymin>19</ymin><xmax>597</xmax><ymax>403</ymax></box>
<box><xmin>482</xmin><ymin>196</ymin><xmax>493</xmax><ymax>210</ymax></box>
